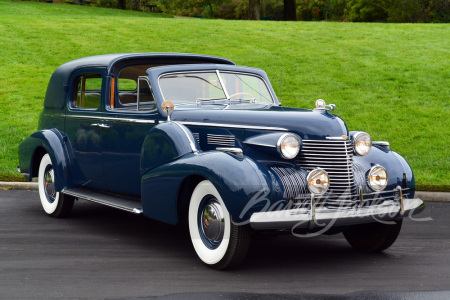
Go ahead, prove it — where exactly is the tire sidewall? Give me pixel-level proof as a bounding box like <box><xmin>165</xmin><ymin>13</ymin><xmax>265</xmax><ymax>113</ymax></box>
<box><xmin>38</xmin><ymin>153</ymin><xmax>60</xmax><ymax>215</ymax></box>
<box><xmin>188</xmin><ymin>180</ymin><xmax>231</xmax><ymax>265</ymax></box>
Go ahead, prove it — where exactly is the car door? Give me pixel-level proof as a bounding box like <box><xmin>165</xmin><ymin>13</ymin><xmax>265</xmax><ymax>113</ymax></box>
<box><xmin>64</xmin><ymin>69</ymin><xmax>108</xmax><ymax>190</ymax></box>
<box><xmin>101</xmin><ymin>76</ymin><xmax>158</xmax><ymax>196</ymax></box>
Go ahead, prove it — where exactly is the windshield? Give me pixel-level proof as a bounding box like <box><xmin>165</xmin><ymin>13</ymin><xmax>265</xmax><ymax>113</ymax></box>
<box><xmin>159</xmin><ymin>71</ymin><xmax>274</xmax><ymax>105</ymax></box>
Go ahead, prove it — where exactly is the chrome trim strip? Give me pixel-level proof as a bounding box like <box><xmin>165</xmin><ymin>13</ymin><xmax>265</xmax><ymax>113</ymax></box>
<box><xmin>373</xmin><ymin>141</ymin><xmax>390</xmax><ymax>150</ymax></box>
<box><xmin>216</xmin><ymin>70</ymin><xmax>230</xmax><ymax>99</ymax></box>
<box><xmin>52</xmin><ymin>114</ymin><xmax>156</xmax><ymax>124</ymax></box>
<box><xmin>215</xmin><ymin>147</ymin><xmax>243</xmax><ymax>158</ymax></box>
<box><xmin>250</xmin><ymin>198</ymin><xmax>424</xmax><ymax>230</ymax></box>
<box><xmin>62</xmin><ymin>189</ymin><xmax>143</xmax><ymax>215</ymax></box>
<box><xmin>173</xmin><ymin>122</ymin><xmax>198</xmax><ymax>153</ymax></box>
<box><xmin>179</xmin><ymin>121</ymin><xmax>288</xmax><ymax>131</ymax></box>
<box><xmin>303</xmin><ymin>139</ymin><xmax>349</xmax><ymax>143</ymax></box>
<box><xmin>244</xmin><ymin>141</ymin><xmax>277</xmax><ymax>148</ymax></box>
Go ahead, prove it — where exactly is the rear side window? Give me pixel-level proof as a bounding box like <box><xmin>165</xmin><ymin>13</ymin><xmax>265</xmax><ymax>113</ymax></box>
<box><xmin>72</xmin><ymin>73</ymin><xmax>103</xmax><ymax>109</ymax></box>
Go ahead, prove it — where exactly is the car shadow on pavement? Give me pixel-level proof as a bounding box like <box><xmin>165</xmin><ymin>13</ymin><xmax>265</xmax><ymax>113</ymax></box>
<box><xmin>64</xmin><ymin>200</ymin><xmax>405</xmax><ymax>273</ymax></box>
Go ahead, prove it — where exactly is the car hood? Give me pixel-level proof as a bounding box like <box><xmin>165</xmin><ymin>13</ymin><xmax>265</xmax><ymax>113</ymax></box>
<box><xmin>170</xmin><ymin>106</ymin><xmax>348</xmax><ymax>140</ymax></box>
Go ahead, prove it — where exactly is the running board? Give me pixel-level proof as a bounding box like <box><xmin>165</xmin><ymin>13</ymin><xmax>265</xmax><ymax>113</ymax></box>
<box><xmin>63</xmin><ymin>187</ymin><xmax>143</xmax><ymax>215</ymax></box>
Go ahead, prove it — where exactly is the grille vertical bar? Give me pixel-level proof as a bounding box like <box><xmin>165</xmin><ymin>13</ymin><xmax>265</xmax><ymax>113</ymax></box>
<box><xmin>297</xmin><ymin>139</ymin><xmax>356</xmax><ymax>197</ymax></box>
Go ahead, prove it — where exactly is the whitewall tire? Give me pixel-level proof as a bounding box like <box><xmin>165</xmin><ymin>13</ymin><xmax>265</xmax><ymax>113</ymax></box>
<box><xmin>38</xmin><ymin>153</ymin><xmax>74</xmax><ymax>218</ymax></box>
<box><xmin>188</xmin><ymin>180</ymin><xmax>251</xmax><ymax>270</ymax></box>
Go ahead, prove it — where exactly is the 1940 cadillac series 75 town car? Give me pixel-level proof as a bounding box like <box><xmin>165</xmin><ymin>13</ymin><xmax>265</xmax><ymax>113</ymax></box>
<box><xmin>18</xmin><ymin>53</ymin><xmax>425</xmax><ymax>269</ymax></box>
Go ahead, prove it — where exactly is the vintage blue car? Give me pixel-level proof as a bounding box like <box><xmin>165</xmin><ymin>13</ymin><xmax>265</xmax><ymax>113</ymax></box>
<box><xmin>18</xmin><ymin>53</ymin><xmax>425</xmax><ymax>269</ymax></box>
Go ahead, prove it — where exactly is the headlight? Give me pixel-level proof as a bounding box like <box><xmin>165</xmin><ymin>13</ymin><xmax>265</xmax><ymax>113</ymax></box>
<box><xmin>307</xmin><ymin>168</ymin><xmax>329</xmax><ymax>195</ymax></box>
<box><xmin>277</xmin><ymin>133</ymin><xmax>301</xmax><ymax>159</ymax></box>
<box><xmin>367</xmin><ymin>165</ymin><xmax>388</xmax><ymax>191</ymax></box>
<box><xmin>354</xmin><ymin>132</ymin><xmax>372</xmax><ymax>156</ymax></box>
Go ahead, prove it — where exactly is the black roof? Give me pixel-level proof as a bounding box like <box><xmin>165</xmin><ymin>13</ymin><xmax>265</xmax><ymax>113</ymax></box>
<box><xmin>44</xmin><ymin>53</ymin><xmax>235</xmax><ymax>109</ymax></box>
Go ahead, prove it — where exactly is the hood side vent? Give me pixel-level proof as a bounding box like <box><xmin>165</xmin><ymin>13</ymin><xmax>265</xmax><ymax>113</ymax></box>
<box><xmin>207</xmin><ymin>134</ymin><xmax>235</xmax><ymax>147</ymax></box>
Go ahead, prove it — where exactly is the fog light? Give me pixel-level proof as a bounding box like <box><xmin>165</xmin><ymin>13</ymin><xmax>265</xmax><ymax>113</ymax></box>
<box><xmin>307</xmin><ymin>168</ymin><xmax>329</xmax><ymax>195</ymax></box>
<box><xmin>367</xmin><ymin>165</ymin><xmax>388</xmax><ymax>191</ymax></box>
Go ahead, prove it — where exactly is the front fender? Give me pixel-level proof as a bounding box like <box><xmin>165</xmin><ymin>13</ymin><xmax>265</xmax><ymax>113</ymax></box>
<box><xmin>18</xmin><ymin>129</ymin><xmax>76</xmax><ymax>192</ymax></box>
<box><xmin>141</xmin><ymin>151</ymin><xmax>269</xmax><ymax>225</ymax></box>
<box><xmin>140</xmin><ymin>122</ymin><xmax>199</xmax><ymax>175</ymax></box>
<box><xmin>353</xmin><ymin>146</ymin><xmax>415</xmax><ymax>197</ymax></box>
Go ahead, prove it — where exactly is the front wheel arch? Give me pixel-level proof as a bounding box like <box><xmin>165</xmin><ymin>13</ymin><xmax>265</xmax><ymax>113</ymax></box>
<box><xmin>177</xmin><ymin>174</ymin><xmax>206</xmax><ymax>226</ymax></box>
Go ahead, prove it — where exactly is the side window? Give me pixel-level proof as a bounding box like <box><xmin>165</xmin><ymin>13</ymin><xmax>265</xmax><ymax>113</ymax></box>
<box><xmin>72</xmin><ymin>73</ymin><xmax>102</xmax><ymax>109</ymax></box>
<box><xmin>137</xmin><ymin>77</ymin><xmax>156</xmax><ymax>111</ymax></box>
<box><xmin>110</xmin><ymin>65</ymin><xmax>157</xmax><ymax>111</ymax></box>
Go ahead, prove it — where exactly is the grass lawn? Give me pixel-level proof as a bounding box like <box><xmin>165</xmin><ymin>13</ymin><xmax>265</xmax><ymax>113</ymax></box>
<box><xmin>0</xmin><ymin>0</ymin><xmax>448</xmax><ymax>191</ymax></box>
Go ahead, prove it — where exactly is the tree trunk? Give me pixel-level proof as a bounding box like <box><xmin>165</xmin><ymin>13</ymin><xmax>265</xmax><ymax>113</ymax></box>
<box><xmin>130</xmin><ymin>0</ymin><xmax>140</xmax><ymax>11</ymax></box>
<box><xmin>209</xmin><ymin>2</ymin><xmax>214</xmax><ymax>18</ymax></box>
<box><xmin>284</xmin><ymin>0</ymin><xmax>297</xmax><ymax>21</ymax></box>
<box><xmin>117</xmin><ymin>0</ymin><xmax>126</xmax><ymax>10</ymax></box>
<box><xmin>248</xmin><ymin>0</ymin><xmax>261</xmax><ymax>20</ymax></box>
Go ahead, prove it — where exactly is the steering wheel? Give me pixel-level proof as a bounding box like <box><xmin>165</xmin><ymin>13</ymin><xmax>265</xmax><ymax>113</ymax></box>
<box><xmin>228</xmin><ymin>92</ymin><xmax>256</xmax><ymax>100</ymax></box>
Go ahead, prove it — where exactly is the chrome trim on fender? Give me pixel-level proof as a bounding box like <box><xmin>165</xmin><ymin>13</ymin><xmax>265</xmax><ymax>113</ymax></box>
<box><xmin>172</xmin><ymin>122</ymin><xmax>199</xmax><ymax>153</ymax></box>
<box><xmin>215</xmin><ymin>147</ymin><xmax>243</xmax><ymax>158</ymax></box>
<box><xmin>179</xmin><ymin>121</ymin><xmax>288</xmax><ymax>131</ymax></box>
<box><xmin>373</xmin><ymin>141</ymin><xmax>390</xmax><ymax>150</ymax></box>
<box><xmin>250</xmin><ymin>198</ymin><xmax>425</xmax><ymax>231</ymax></box>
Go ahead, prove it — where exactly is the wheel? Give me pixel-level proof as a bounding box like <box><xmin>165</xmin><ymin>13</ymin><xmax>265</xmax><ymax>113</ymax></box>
<box><xmin>188</xmin><ymin>180</ymin><xmax>251</xmax><ymax>270</ymax></box>
<box><xmin>38</xmin><ymin>153</ymin><xmax>74</xmax><ymax>218</ymax></box>
<box><xmin>343</xmin><ymin>220</ymin><xmax>403</xmax><ymax>252</ymax></box>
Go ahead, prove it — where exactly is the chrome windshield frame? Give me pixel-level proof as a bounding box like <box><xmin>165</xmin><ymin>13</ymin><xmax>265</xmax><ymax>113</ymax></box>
<box><xmin>157</xmin><ymin>70</ymin><xmax>275</xmax><ymax>106</ymax></box>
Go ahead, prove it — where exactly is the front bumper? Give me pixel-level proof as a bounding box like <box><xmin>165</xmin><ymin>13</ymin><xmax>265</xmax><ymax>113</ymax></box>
<box><xmin>250</xmin><ymin>198</ymin><xmax>425</xmax><ymax>231</ymax></box>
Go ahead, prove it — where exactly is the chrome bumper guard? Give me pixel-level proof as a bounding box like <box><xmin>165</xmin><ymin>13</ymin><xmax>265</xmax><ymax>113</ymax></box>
<box><xmin>250</xmin><ymin>197</ymin><xmax>425</xmax><ymax>231</ymax></box>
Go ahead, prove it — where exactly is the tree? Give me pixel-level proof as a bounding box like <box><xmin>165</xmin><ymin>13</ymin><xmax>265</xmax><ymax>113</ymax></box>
<box><xmin>130</xmin><ymin>0</ymin><xmax>140</xmax><ymax>11</ymax></box>
<box><xmin>248</xmin><ymin>0</ymin><xmax>261</xmax><ymax>20</ymax></box>
<box><xmin>117</xmin><ymin>0</ymin><xmax>126</xmax><ymax>9</ymax></box>
<box><xmin>284</xmin><ymin>0</ymin><xmax>297</xmax><ymax>20</ymax></box>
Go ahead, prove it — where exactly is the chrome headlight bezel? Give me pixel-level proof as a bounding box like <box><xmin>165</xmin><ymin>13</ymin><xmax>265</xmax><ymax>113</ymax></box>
<box><xmin>353</xmin><ymin>132</ymin><xmax>372</xmax><ymax>156</ymax></box>
<box><xmin>306</xmin><ymin>168</ymin><xmax>330</xmax><ymax>195</ymax></box>
<box><xmin>277</xmin><ymin>133</ymin><xmax>301</xmax><ymax>160</ymax></box>
<box><xmin>367</xmin><ymin>164</ymin><xmax>388</xmax><ymax>191</ymax></box>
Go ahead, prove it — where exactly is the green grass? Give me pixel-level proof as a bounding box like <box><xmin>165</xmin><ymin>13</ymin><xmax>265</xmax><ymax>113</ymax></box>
<box><xmin>0</xmin><ymin>0</ymin><xmax>448</xmax><ymax>191</ymax></box>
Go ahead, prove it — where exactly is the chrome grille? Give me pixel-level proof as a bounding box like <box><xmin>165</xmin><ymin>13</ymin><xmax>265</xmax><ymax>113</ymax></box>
<box><xmin>207</xmin><ymin>134</ymin><xmax>235</xmax><ymax>147</ymax></box>
<box><xmin>271</xmin><ymin>167</ymin><xmax>308</xmax><ymax>201</ymax></box>
<box><xmin>297</xmin><ymin>139</ymin><xmax>356</xmax><ymax>198</ymax></box>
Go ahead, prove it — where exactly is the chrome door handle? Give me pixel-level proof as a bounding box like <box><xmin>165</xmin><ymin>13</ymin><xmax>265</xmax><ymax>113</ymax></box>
<box><xmin>90</xmin><ymin>123</ymin><xmax>112</xmax><ymax>129</ymax></box>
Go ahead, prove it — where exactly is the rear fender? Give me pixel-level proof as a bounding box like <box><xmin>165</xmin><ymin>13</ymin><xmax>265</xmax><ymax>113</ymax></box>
<box><xmin>18</xmin><ymin>129</ymin><xmax>77</xmax><ymax>191</ymax></box>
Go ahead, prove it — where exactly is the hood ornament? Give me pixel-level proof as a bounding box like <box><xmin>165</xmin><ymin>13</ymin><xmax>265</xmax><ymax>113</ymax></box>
<box><xmin>315</xmin><ymin>99</ymin><xmax>335</xmax><ymax>112</ymax></box>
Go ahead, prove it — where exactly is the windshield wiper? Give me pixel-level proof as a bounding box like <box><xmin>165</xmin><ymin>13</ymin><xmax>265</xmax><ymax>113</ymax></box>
<box><xmin>195</xmin><ymin>98</ymin><xmax>229</xmax><ymax>105</ymax></box>
<box><xmin>228</xmin><ymin>98</ymin><xmax>257</xmax><ymax>103</ymax></box>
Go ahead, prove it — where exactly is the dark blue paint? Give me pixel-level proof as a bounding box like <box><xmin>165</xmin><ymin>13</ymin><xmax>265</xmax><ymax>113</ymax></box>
<box><xmin>141</xmin><ymin>152</ymin><xmax>269</xmax><ymax>225</ymax></box>
<box><xmin>18</xmin><ymin>129</ymin><xmax>78</xmax><ymax>191</ymax></box>
<box><xmin>140</xmin><ymin>122</ymin><xmax>198</xmax><ymax>175</ymax></box>
<box><xmin>18</xmin><ymin>53</ymin><xmax>419</xmax><ymax>226</ymax></box>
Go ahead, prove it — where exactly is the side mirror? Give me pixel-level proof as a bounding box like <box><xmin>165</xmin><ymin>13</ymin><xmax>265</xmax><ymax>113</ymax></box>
<box><xmin>161</xmin><ymin>100</ymin><xmax>174</xmax><ymax>121</ymax></box>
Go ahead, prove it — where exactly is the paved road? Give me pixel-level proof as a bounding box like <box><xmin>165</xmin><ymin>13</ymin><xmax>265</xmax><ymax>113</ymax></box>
<box><xmin>0</xmin><ymin>190</ymin><xmax>449</xmax><ymax>299</ymax></box>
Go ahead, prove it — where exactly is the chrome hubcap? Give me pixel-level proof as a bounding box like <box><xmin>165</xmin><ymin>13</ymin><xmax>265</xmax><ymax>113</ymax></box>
<box><xmin>200</xmin><ymin>198</ymin><xmax>225</xmax><ymax>247</ymax></box>
<box><xmin>43</xmin><ymin>166</ymin><xmax>56</xmax><ymax>203</ymax></box>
